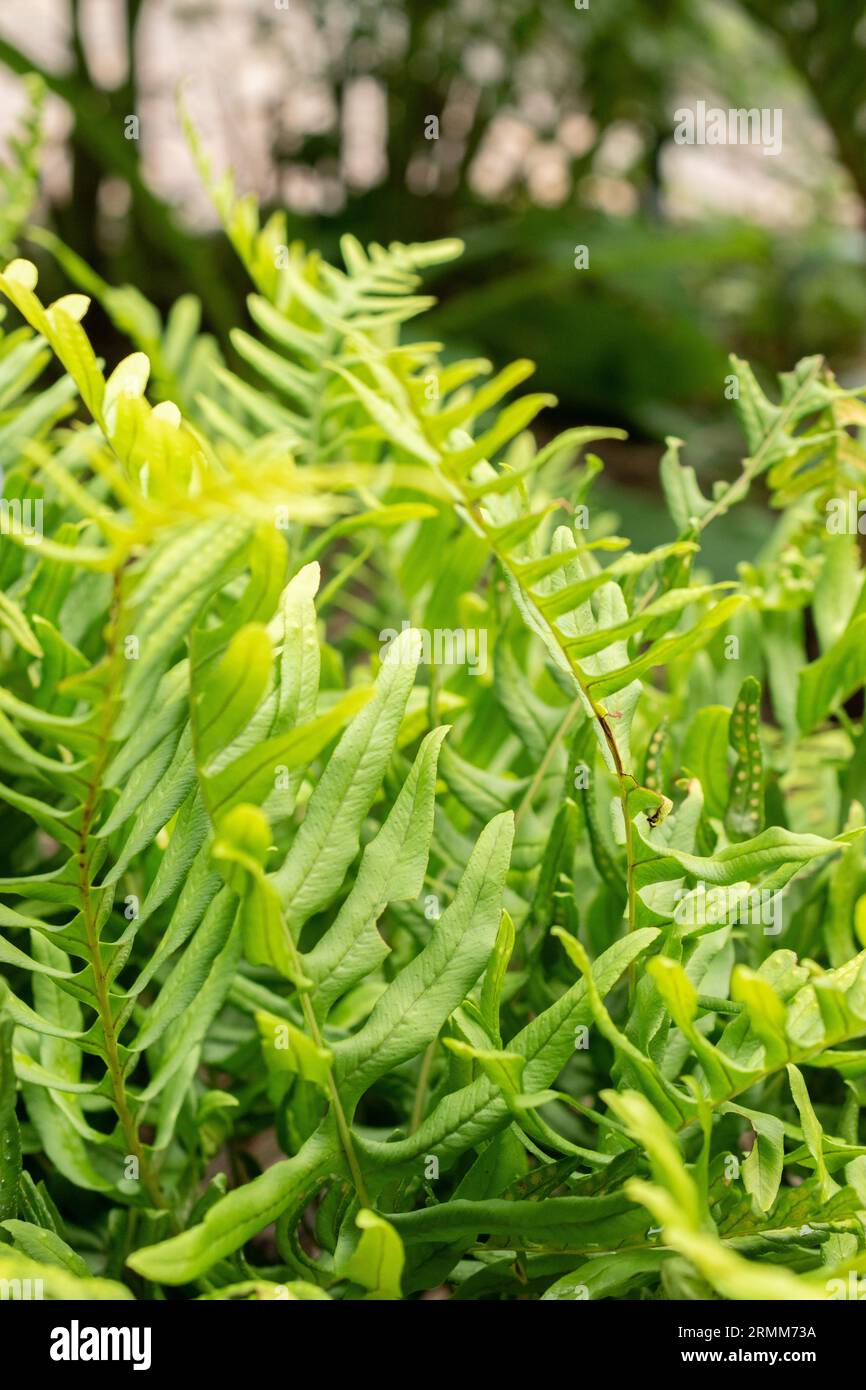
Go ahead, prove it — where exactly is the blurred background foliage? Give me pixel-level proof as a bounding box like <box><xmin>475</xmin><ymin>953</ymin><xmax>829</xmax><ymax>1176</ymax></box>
<box><xmin>0</xmin><ymin>0</ymin><xmax>865</xmax><ymax>565</ymax></box>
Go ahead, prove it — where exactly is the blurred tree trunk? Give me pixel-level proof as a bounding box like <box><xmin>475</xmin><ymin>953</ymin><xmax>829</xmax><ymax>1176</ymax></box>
<box><xmin>739</xmin><ymin>0</ymin><xmax>866</xmax><ymax>216</ymax></box>
<box><xmin>381</xmin><ymin>0</ymin><xmax>454</xmax><ymax>241</ymax></box>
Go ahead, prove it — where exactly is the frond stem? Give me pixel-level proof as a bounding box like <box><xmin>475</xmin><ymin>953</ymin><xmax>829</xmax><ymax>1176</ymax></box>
<box><xmin>76</xmin><ymin>568</ymin><xmax>167</xmax><ymax>1215</ymax></box>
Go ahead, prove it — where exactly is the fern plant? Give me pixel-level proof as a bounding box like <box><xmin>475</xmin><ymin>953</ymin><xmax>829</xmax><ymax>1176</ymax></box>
<box><xmin>3</xmin><ymin>118</ymin><xmax>866</xmax><ymax>1304</ymax></box>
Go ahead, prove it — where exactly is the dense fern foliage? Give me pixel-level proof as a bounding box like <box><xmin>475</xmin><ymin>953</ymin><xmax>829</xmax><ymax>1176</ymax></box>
<box><xmin>3</xmin><ymin>97</ymin><xmax>866</xmax><ymax>1303</ymax></box>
